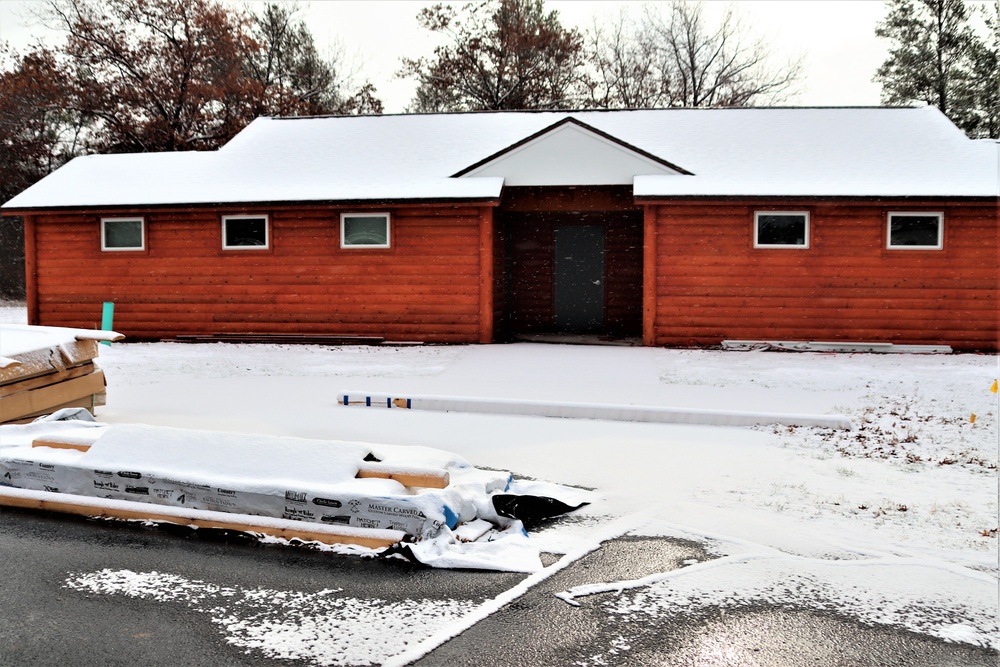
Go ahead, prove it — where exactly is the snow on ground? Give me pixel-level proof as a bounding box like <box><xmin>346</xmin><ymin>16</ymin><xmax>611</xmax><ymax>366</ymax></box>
<box><xmin>64</xmin><ymin>568</ymin><xmax>476</xmax><ymax>665</ymax></box>
<box><xmin>2</xmin><ymin>301</ymin><xmax>998</xmax><ymax>663</ymax></box>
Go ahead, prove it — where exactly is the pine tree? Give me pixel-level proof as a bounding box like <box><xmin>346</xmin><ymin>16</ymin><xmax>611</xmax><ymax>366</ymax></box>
<box><xmin>874</xmin><ymin>0</ymin><xmax>979</xmax><ymax>135</ymax></box>
<box><xmin>965</xmin><ymin>1</ymin><xmax>999</xmax><ymax>138</ymax></box>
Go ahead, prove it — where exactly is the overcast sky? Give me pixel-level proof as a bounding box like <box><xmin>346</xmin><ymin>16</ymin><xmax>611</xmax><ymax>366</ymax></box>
<box><xmin>0</xmin><ymin>0</ymin><xmax>895</xmax><ymax>113</ymax></box>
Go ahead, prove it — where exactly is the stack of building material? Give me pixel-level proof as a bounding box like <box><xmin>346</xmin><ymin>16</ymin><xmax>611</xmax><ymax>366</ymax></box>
<box><xmin>0</xmin><ymin>419</ymin><xmax>591</xmax><ymax>570</ymax></box>
<box><xmin>0</xmin><ymin>324</ymin><xmax>122</xmax><ymax>424</ymax></box>
<box><xmin>0</xmin><ymin>422</ymin><xmax>511</xmax><ymax>546</ymax></box>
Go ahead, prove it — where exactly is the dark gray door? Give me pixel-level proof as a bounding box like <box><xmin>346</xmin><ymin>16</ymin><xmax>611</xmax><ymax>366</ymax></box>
<box><xmin>554</xmin><ymin>225</ymin><xmax>605</xmax><ymax>333</ymax></box>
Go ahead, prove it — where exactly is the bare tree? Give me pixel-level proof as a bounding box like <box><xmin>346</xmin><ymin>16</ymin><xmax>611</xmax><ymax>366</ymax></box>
<box><xmin>579</xmin><ymin>10</ymin><xmax>670</xmax><ymax>109</ymax></box>
<box><xmin>400</xmin><ymin>0</ymin><xmax>584</xmax><ymax>112</ymax></box>
<box><xmin>36</xmin><ymin>0</ymin><xmax>382</xmax><ymax>155</ymax></box>
<box><xmin>581</xmin><ymin>1</ymin><xmax>802</xmax><ymax>109</ymax></box>
<box><xmin>40</xmin><ymin>0</ymin><xmax>261</xmax><ymax>152</ymax></box>
<box><xmin>246</xmin><ymin>3</ymin><xmax>383</xmax><ymax>117</ymax></box>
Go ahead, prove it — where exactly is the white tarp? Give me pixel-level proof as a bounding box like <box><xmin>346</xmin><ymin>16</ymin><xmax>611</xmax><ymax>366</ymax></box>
<box><xmin>0</xmin><ymin>422</ymin><xmax>511</xmax><ymax>539</ymax></box>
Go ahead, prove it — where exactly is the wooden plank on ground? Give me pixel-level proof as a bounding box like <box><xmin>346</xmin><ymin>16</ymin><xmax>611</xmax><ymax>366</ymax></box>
<box><xmin>0</xmin><ymin>492</ymin><xmax>400</xmax><ymax>549</ymax></box>
<box><xmin>0</xmin><ymin>370</ymin><xmax>105</xmax><ymax>423</ymax></box>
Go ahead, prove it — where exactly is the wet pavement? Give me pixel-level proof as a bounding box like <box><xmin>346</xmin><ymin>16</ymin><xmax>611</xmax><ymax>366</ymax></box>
<box><xmin>1</xmin><ymin>507</ymin><xmax>996</xmax><ymax>667</ymax></box>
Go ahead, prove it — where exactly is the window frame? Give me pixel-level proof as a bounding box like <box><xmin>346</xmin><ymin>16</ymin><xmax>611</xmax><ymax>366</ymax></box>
<box><xmin>886</xmin><ymin>212</ymin><xmax>944</xmax><ymax>250</ymax></box>
<box><xmin>340</xmin><ymin>212</ymin><xmax>391</xmax><ymax>249</ymax></box>
<box><xmin>221</xmin><ymin>214</ymin><xmax>270</xmax><ymax>250</ymax></box>
<box><xmin>101</xmin><ymin>216</ymin><xmax>146</xmax><ymax>252</ymax></box>
<box><xmin>753</xmin><ymin>211</ymin><xmax>810</xmax><ymax>249</ymax></box>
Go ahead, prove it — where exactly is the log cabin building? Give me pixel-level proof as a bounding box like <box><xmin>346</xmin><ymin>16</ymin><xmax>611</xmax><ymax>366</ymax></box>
<box><xmin>2</xmin><ymin>107</ymin><xmax>998</xmax><ymax>350</ymax></box>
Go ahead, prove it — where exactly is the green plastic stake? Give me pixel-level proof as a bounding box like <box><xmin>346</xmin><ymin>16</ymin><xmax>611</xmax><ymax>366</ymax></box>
<box><xmin>100</xmin><ymin>301</ymin><xmax>114</xmax><ymax>345</ymax></box>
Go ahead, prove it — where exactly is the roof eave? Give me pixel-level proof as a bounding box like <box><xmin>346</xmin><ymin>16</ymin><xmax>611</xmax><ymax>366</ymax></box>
<box><xmin>0</xmin><ymin>195</ymin><xmax>503</xmax><ymax>216</ymax></box>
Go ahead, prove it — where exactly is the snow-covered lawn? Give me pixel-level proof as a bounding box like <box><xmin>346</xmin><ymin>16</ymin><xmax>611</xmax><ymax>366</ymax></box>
<box><xmin>2</xmin><ymin>301</ymin><xmax>997</xmax><ymax>661</ymax></box>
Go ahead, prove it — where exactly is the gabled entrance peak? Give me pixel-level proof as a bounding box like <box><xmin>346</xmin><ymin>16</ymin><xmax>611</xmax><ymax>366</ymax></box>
<box><xmin>453</xmin><ymin>116</ymin><xmax>692</xmax><ymax>186</ymax></box>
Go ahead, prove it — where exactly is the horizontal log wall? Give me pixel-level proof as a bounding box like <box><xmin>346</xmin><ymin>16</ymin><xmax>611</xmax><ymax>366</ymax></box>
<box><xmin>648</xmin><ymin>200</ymin><xmax>998</xmax><ymax>351</ymax></box>
<box><xmin>31</xmin><ymin>205</ymin><xmax>489</xmax><ymax>342</ymax></box>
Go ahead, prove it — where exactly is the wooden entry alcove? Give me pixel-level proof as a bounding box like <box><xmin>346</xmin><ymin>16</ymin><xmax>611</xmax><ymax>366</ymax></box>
<box><xmin>493</xmin><ymin>186</ymin><xmax>643</xmax><ymax>341</ymax></box>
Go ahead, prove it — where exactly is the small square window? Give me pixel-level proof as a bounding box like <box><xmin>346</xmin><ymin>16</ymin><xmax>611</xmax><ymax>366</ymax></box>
<box><xmin>341</xmin><ymin>213</ymin><xmax>390</xmax><ymax>248</ymax></box>
<box><xmin>222</xmin><ymin>215</ymin><xmax>269</xmax><ymax>249</ymax></box>
<box><xmin>887</xmin><ymin>213</ymin><xmax>942</xmax><ymax>249</ymax></box>
<box><xmin>102</xmin><ymin>217</ymin><xmax>145</xmax><ymax>251</ymax></box>
<box><xmin>754</xmin><ymin>212</ymin><xmax>809</xmax><ymax>248</ymax></box>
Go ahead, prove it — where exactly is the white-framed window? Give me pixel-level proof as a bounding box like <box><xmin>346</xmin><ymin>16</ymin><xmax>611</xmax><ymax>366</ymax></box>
<box><xmin>754</xmin><ymin>211</ymin><xmax>809</xmax><ymax>248</ymax></box>
<box><xmin>222</xmin><ymin>214</ymin><xmax>269</xmax><ymax>249</ymax></box>
<box><xmin>887</xmin><ymin>212</ymin><xmax>943</xmax><ymax>249</ymax></box>
<box><xmin>341</xmin><ymin>212</ymin><xmax>391</xmax><ymax>248</ymax></box>
<box><xmin>101</xmin><ymin>217</ymin><xmax>145</xmax><ymax>251</ymax></box>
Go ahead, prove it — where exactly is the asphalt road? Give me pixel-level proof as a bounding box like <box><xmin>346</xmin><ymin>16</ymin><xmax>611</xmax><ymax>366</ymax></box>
<box><xmin>1</xmin><ymin>507</ymin><xmax>996</xmax><ymax>667</ymax></box>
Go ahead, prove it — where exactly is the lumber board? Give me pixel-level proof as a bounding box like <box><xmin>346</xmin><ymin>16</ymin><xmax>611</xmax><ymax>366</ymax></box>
<box><xmin>0</xmin><ymin>339</ymin><xmax>99</xmax><ymax>385</ymax></box>
<box><xmin>356</xmin><ymin>462</ymin><xmax>450</xmax><ymax>489</ymax></box>
<box><xmin>4</xmin><ymin>397</ymin><xmax>98</xmax><ymax>424</ymax></box>
<box><xmin>0</xmin><ymin>370</ymin><xmax>105</xmax><ymax>423</ymax></box>
<box><xmin>31</xmin><ymin>438</ymin><xmax>93</xmax><ymax>452</ymax></box>
<box><xmin>0</xmin><ymin>492</ymin><xmax>401</xmax><ymax>549</ymax></box>
<box><xmin>0</xmin><ymin>362</ymin><xmax>96</xmax><ymax>397</ymax></box>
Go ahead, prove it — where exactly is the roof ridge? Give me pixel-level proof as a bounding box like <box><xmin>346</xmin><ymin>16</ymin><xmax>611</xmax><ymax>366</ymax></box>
<box><xmin>268</xmin><ymin>105</ymin><xmax>923</xmax><ymax>121</ymax></box>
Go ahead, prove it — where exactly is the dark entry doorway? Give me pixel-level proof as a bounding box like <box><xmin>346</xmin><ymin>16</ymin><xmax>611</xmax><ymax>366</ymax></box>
<box><xmin>554</xmin><ymin>225</ymin><xmax>605</xmax><ymax>333</ymax></box>
<box><xmin>500</xmin><ymin>209</ymin><xmax>642</xmax><ymax>340</ymax></box>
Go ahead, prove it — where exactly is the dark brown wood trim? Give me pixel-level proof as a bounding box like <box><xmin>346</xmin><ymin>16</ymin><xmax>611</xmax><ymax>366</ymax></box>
<box><xmin>452</xmin><ymin>116</ymin><xmax>694</xmax><ymax>177</ymax></box>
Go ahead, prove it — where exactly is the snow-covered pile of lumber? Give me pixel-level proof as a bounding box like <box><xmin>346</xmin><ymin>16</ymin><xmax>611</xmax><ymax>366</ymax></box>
<box><xmin>0</xmin><ymin>417</ymin><xmax>588</xmax><ymax>571</ymax></box>
<box><xmin>0</xmin><ymin>324</ymin><xmax>122</xmax><ymax>423</ymax></box>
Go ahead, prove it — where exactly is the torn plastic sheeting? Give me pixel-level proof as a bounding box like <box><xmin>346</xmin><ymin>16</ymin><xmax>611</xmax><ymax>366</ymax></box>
<box><xmin>339</xmin><ymin>392</ymin><xmax>854</xmax><ymax>430</ymax></box>
<box><xmin>492</xmin><ymin>494</ymin><xmax>589</xmax><ymax>529</ymax></box>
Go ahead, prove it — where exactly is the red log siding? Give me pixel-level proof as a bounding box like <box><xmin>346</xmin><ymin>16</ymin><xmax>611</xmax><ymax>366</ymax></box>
<box><xmin>648</xmin><ymin>200</ymin><xmax>999</xmax><ymax>351</ymax></box>
<box><xmin>20</xmin><ymin>195</ymin><xmax>997</xmax><ymax>350</ymax></box>
<box><xmin>24</xmin><ymin>214</ymin><xmax>38</xmax><ymax>325</ymax></box>
<box><xmin>32</xmin><ymin>205</ymin><xmax>490</xmax><ymax>342</ymax></box>
<box><xmin>478</xmin><ymin>206</ymin><xmax>494</xmax><ymax>343</ymax></box>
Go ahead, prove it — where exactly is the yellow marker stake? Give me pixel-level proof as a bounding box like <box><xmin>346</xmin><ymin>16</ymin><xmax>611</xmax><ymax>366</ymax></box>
<box><xmin>991</xmin><ymin>379</ymin><xmax>998</xmax><ymax>394</ymax></box>
<box><xmin>970</xmin><ymin>413</ymin><xmax>977</xmax><ymax>424</ymax></box>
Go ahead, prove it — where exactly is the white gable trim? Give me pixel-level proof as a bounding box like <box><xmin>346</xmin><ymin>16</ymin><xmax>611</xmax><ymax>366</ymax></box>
<box><xmin>456</xmin><ymin>117</ymin><xmax>685</xmax><ymax>186</ymax></box>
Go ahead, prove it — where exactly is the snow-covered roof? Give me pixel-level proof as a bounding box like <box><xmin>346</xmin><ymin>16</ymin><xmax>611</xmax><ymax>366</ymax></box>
<box><xmin>3</xmin><ymin>106</ymin><xmax>996</xmax><ymax>210</ymax></box>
